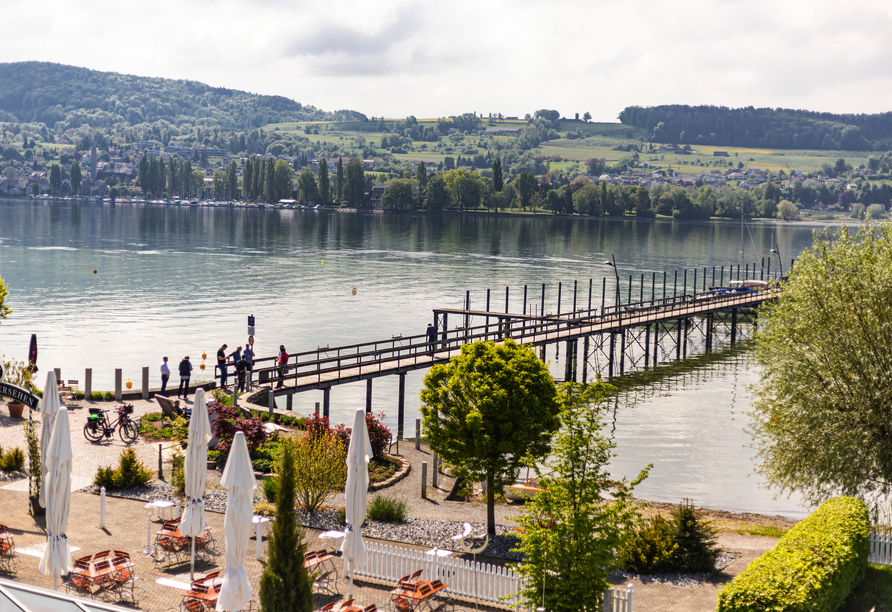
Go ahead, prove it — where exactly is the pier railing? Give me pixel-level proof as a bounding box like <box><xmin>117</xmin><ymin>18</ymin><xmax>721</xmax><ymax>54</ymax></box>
<box><xmin>246</xmin><ymin>284</ymin><xmax>780</xmax><ymax>390</ymax></box>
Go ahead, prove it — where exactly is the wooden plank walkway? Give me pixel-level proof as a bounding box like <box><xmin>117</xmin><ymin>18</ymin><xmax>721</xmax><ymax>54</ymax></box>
<box><xmin>243</xmin><ymin>288</ymin><xmax>779</xmax><ymax>395</ymax></box>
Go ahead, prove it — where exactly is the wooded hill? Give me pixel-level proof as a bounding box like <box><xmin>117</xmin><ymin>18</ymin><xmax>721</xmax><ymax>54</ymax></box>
<box><xmin>619</xmin><ymin>104</ymin><xmax>892</xmax><ymax>151</ymax></box>
<box><xmin>0</xmin><ymin>61</ymin><xmax>366</xmax><ymax>131</ymax></box>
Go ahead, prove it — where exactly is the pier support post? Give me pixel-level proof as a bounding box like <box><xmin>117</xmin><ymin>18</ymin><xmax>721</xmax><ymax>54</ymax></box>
<box><xmin>398</xmin><ymin>373</ymin><xmax>406</xmax><ymax>440</ymax></box>
<box><xmin>564</xmin><ymin>340</ymin><xmax>573</xmax><ymax>382</ymax></box>
<box><xmin>366</xmin><ymin>378</ymin><xmax>373</xmax><ymax>414</ymax></box>
<box><xmin>142</xmin><ymin>367</ymin><xmax>149</xmax><ymax>399</ymax></box>
<box><xmin>55</xmin><ymin>368</ymin><xmax>61</xmax><ymax>383</ymax></box>
<box><xmin>730</xmin><ymin>308</ymin><xmax>738</xmax><ymax>345</ymax></box>
<box><xmin>85</xmin><ymin>369</ymin><xmax>92</xmax><ymax>399</ymax></box>
<box><xmin>441</xmin><ymin>313</ymin><xmax>448</xmax><ymax>348</ymax></box>
<box><xmin>683</xmin><ymin>318</ymin><xmax>690</xmax><ymax>358</ymax></box>
<box><xmin>706</xmin><ymin>312</ymin><xmax>714</xmax><ymax>352</ymax></box>
<box><xmin>286</xmin><ymin>393</ymin><xmax>293</xmax><ymax>411</ymax></box>
<box><xmin>322</xmin><ymin>387</ymin><xmax>330</xmax><ymax>418</ymax></box>
<box><xmin>268</xmin><ymin>388</ymin><xmax>275</xmax><ymax>418</ymax></box>
<box><xmin>676</xmin><ymin>320</ymin><xmax>683</xmax><ymax>360</ymax></box>
<box><xmin>582</xmin><ymin>336</ymin><xmax>589</xmax><ymax>384</ymax></box>
<box><xmin>115</xmin><ymin>369</ymin><xmax>122</xmax><ymax>402</ymax></box>
<box><xmin>644</xmin><ymin>324</ymin><xmax>651</xmax><ymax>369</ymax></box>
<box><xmin>620</xmin><ymin>329</ymin><xmax>626</xmax><ymax>375</ymax></box>
<box><xmin>653</xmin><ymin>324</ymin><xmax>660</xmax><ymax>366</ymax></box>
<box><xmin>539</xmin><ymin>345</ymin><xmax>546</xmax><ymax>362</ymax></box>
<box><xmin>608</xmin><ymin>333</ymin><xmax>616</xmax><ymax>378</ymax></box>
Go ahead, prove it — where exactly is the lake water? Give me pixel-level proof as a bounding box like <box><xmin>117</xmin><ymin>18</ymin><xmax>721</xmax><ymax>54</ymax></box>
<box><xmin>0</xmin><ymin>198</ymin><xmax>825</xmax><ymax>517</ymax></box>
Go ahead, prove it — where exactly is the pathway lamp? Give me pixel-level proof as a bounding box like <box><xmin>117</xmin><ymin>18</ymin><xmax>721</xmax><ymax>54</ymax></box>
<box><xmin>770</xmin><ymin>245</ymin><xmax>784</xmax><ymax>279</ymax></box>
<box><xmin>603</xmin><ymin>255</ymin><xmax>621</xmax><ymax>324</ymax></box>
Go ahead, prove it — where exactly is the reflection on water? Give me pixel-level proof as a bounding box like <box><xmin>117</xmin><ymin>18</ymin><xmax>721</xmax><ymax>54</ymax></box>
<box><xmin>0</xmin><ymin>199</ymin><xmax>822</xmax><ymax>517</ymax></box>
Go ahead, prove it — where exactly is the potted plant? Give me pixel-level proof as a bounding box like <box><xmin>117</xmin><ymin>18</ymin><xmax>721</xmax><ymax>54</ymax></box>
<box><xmin>24</xmin><ymin>418</ymin><xmax>42</xmax><ymax>516</ymax></box>
<box><xmin>0</xmin><ymin>354</ymin><xmax>34</xmax><ymax>418</ymax></box>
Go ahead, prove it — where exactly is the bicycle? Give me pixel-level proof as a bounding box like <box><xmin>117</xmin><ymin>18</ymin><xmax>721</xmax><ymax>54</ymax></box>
<box><xmin>84</xmin><ymin>403</ymin><xmax>140</xmax><ymax>444</ymax></box>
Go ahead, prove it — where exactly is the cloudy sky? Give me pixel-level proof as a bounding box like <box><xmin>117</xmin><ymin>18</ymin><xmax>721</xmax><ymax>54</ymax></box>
<box><xmin>4</xmin><ymin>0</ymin><xmax>892</xmax><ymax>121</ymax></box>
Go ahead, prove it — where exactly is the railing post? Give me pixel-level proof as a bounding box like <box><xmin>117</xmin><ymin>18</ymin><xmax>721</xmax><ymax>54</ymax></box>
<box><xmin>398</xmin><ymin>373</ymin><xmax>406</xmax><ymax>440</ymax></box>
<box><xmin>142</xmin><ymin>366</ymin><xmax>149</xmax><ymax>399</ymax></box>
<box><xmin>366</xmin><ymin>378</ymin><xmax>373</xmax><ymax>414</ymax></box>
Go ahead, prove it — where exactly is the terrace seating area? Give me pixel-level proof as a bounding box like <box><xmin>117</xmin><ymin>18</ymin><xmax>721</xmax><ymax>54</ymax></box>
<box><xmin>151</xmin><ymin>517</ymin><xmax>217</xmax><ymax>568</ymax></box>
<box><xmin>62</xmin><ymin>549</ymin><xmax>145</xmax><ymax>604</ymax></box>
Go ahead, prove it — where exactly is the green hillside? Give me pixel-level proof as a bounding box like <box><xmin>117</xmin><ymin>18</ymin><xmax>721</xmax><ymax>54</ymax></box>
<box><xmin>0</xmin><ymin>61</ymin><xmax>366</xmax><ymax>131</ymax></box>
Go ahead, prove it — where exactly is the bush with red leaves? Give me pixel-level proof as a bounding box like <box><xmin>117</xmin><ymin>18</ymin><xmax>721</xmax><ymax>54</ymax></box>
<box><xmin>209</xmin><ymin>403</ymin><xmax>268</xmax><ymax>452</ymax></box>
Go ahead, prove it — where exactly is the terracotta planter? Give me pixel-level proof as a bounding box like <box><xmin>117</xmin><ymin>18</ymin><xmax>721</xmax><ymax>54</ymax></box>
<box><xmin>6</xmin><ymin>402</ymin><xmax>25</xmax><ymax>419</ymax></box>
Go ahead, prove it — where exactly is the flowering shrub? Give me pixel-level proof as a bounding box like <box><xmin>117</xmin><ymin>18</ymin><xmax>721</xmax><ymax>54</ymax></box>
<box><xmin>366</xmin><ymin>412</ymin><xmax>392</xmax><ymax>459</ymax></box>
<box><xmin>302</xmin><ymin>413</ymin><xmax>349</xmax><ymax>447</ymax></box>
<box><xmin>210</xmin><ymin>403</ymin><xmax>268</xmax><ymax>452</ymax></box>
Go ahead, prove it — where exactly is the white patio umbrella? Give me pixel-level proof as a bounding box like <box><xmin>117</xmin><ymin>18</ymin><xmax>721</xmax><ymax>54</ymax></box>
<box><xmin>181</xmin><ymin>388</ymin><xmax>212</xmax><ymax>580</ymax></box>
<box><xmin>37</xmin><ymin>370</ymin><xmax>62</xmax><ymax>509</ymax></box>
<box><xmin>216</xmin><ymin>431</ymin><xmax>256</xmax><ymax>612</ymax></box>
<box><xmin>340</xmin><ymin>409</ymin><xmax>373</xmax><ymax>599</ymax></box>
<box><xmin>38</xmin><ymin>406</ymin><xmax>72</xmax><ymax>590</ymax></box>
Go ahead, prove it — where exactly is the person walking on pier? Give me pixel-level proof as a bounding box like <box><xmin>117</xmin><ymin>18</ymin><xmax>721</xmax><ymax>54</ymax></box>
<box><xmin>426</xmin><ymin>322</ymin><xmax>437</xmax><ymax>348</ymax></box>
<box><xmin>235</xmin><ymin>355</ymin><xmax>248</xmax><ymax>394</ymax></box>
<box><xmin>160</xmin><ymin>356</ymin><xmax>170</xmax><ymax>396</ymax></box>
<box><xmin>177</xmin><ymin>356</ymin><xmax>192</xmax><ymax>398</ymax></box>
<box><xmin>276</xmin><ymin>345</ymin><xmax>289</xmax><ymax>389</ymax></box>
<box><xmin>242</xmin><ymin>342</ymin><xmax>254</xmax><ymax>389</ymax></box>
<box><xmin>217</xmin><ymin>344</ymin><xmax>229</xmax><ymax>388</ymax></box>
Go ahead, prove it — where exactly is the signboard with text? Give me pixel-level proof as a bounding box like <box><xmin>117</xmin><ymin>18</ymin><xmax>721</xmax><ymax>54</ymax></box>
<box><xmin>0</xmin><ymin>383</ymin><xmax>39</xmax><ymax>409</ymax></box>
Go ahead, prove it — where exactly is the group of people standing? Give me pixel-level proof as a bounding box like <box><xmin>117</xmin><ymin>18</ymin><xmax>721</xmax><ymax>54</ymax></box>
<box><xmin>158</xmin><ymin>341</ymin><xmax>255</xmax><ymax>399</ymax></box>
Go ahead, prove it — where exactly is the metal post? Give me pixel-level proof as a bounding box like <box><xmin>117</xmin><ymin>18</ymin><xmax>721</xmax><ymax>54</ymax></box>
<box><xmin>608</xmin><ymin>332</ymin><xmax>615</xmax><ymax>378</ymax></box>
<box><xmin>644</xmin><ymin>324</ymin><xmax>651</xmax><ymax>369</ymax></box>
<box><xmin>673</xmin><ymin>271</ymin><xmax>678</xmax><ymax>300</ymax></box>
<box><xmin>693</xmin><ymin>269</ymin><xmax>697</xmax><ymax>296</ymax></box>
<box><xmin>441</xmin><ymin>313</ymin><xmax>448</xmax><ymax>347</ymax></box>
<box><xmin>505</xmin><ymin>286</ymin><xmax>509</xmax><ymax>313</ymax></box>
<box><xmin>619</xmin><ymin>329</ymin><xmax>626</xmax><ymax>375</ymax></box>
<box><xmin>663</xmin><ymin>271</ymin><xmax>667</xmax><ymax>300</ymax></box>
<box><xmin>588</xmin><ymin>278</ymin><xmax>593</xmax><ymax>312</ymax></box>
<box><xmin>627</xmin><ymin>275</ymin><xmax>632</xmax><ymax>305</ymax></box>
<box><xmin>523</xmin><ymin>285</ymin><xmax>528</xmax><ymax>315</ymax></box>
<box><xmin>541</xmin><ymin>283</ymin><xmax>546</xmax><ymax>315</ymax></box>
<box><xmin>720</xmin><ymin>265</ymin><xmax>724</xmax><ymax>286</ymax></box>
<box><xmin>85</xmin><ymin>368</ymin><xmax>92</xmax><ymax>400</ymax></box>
<box><xmin>683</xmin><ymin>318</ymin><xmax>690</xmax><ymax>358</ymax></box>
<box><xmin>55</xmin><ymin>367</ymin><xmax>61</xmax><ymax>383</ymax></box>
<box><xmin>639</xmin><ymin>274</ymin><xmax>644</xmax><ymax>305</ymax></box>
<box><xmin>158</xmin><ymin>444</ymin><xmax>163</xmax><ymax>478</ymax></box>
<box><xmin>557</xmin><ymin>282</ymin><xmax>562</xmax><ymax>316</ymax></box>
<box><xmin>323</xmin><ymin>387</ymin><xmax>330</xmax><ymax>418</ymax></box>
<box><xmin>706</xmin><ymin>312</ymin><xmax>713</xmax><ymax>352</ymax></box>
<box><xmin>465</xmin><ymin>290</ymin><xmax>470</xmax><ymax>332</ymax></box>
<box><xmin>653</xmin><ymin>322</ymin><xmax>660</xmax><ymax>365</ymax></box>
<box><xmin>712</xmin><ymin>266</ymin><xmax>716</xmax><ymax>287</ymax></box>
<box><xmin>398</xmin><ymin>373</ymin><xmax>406</xmax><ymax>440</ymax></box>
<box><xmin>486</xmin><ymin>288</ymin><xmax>490</xmax><ymax>312</ymax></box>
<box><xmin>582</xmin><ymin>336</ymin><xmax>589</xmax><ymax>383</ymax></box>
<box><xmin>601</xmin><ymin>277</ymin><xmax>606</xmax><ymax>313</ymax></box>
<box><xmin>432</xmin><ymin>455</ymin><xmax>438</xmax><ymax>489</ymax></box>
<box><xmin>573</xmin><ymin>280</ymin><xmax>577</xmax><ymax>312</ymax></box>
<box><xmin>115</xmin><ymin>369</ymin><xmax>122</xmax><ymax>402</ymax></box>
<box><xmin>100</xmin><ymin>486</ymin><xmax>106</xmax><ymax>529</ymax></box>
<box><xmin>415</xmin><ymin>419</ymin><xmax>421</xmax><ymax>450</ymax></box>
<box><xmin>651</xmin><ymin>272</ymin><xmax>656</xmax><ymax>303</ymax></box>
<box><xmin>285</xmin><ymin>393</ymin><xmax>291</xmax><ymax>411</ymax></box>
<box><xmin>731</xmin><ymin>307</ymin><xmax>738</xmax><ymax>344</ymax></box>
<box><xmin>366</xmin><ymin>378</ymin><xmax>373</xmax><ymax>414</ymax></box>
<box><xmin>142</xmin><ymin>366</ymin><xmax>149</xmax><ymax>399</ymax></box>
<box><xmin>676</xmin><ymin>319</ymin><xmax>683</xmax><ymax>360</ymax></box>
<box><xmin>315</xmin><ymin>402</ymin><xmax>320</xmax><ymax>417</ymax></box>
<box><xmin>268</xmin><ymin>388</ymin><xmax>275</xmax><ymax>418</ymax></box>
<box><xmin>421</xmin><ymin>462</ymin><xmax>428</xmax><ymax>499</ymax></box>
<box><xmin>683</xmin><ymin>269</ymin><xmax>688</xmax><ymax>299</ymax></box>
<box><xmin>564</xmin><ymin>340</ymin><xmax>573</xmax><ymax>381</ymax></box>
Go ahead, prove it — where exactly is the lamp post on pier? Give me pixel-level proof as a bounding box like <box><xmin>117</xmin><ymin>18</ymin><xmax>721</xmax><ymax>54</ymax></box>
<box><xmin>604</xmin><ymin>255</ymin><xmax>621</xmax><ymax>325</ymax></box>
<box><xmin>770</xmin><ymin>245</ymin><xmax>784</xmax><ymax>279</ymax></box>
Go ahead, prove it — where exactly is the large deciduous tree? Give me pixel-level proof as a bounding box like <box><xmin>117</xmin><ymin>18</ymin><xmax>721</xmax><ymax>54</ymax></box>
<box><xmin>516</xmin><ymin>171</ymin><xmax>537</xmax><ymax>211</ymax></box>
<box><xmin>420</xmin><ymin>339</ymin><xmax>561</xmax><ymax>535</ymax></box>
<box><xmin>344</xmin><ymin>157</ymin><xmax>365</xmax><ymax>207</ymax></box>
<box><xmin>424</xmin><ymin>174</ymin><xmax>449</xmax><ymax>211</ymax></box>
<box><xmin>297</xmin><ymin>168</ymin><xmax>318</xmax><ymax>205</ymax></box>
<box><xmin>0</xmin><ymin>276</ymin><xmax>11</xmax><ymax>322</ymax></box>
<box><xmin>512</xmin><ymin>382</ymin><xmax>649</xmax><ymax>612</ymax></box>
<box><xmin>381</xmin><ymin>178</ymin><xmax>415</xmax><ymax>209</ymax></box>
<box><xmin>443</xmin><ymin>168</ymin><xmax>484</xmax><ymax>212</ymax></box>
<box><xmin>752</xmin><ymin>222</ymin><xmax>892</xmax><ymax>512</ymax></box>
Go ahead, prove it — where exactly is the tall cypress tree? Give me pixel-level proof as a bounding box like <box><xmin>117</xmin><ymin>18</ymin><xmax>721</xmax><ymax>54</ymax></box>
<box><xmin>336</xmin><ymin>157</ymin><xmax>344</xmax><ymax>204</ymax></box>
<box><xmin>244</xmin><ymin>159</ymin><xmax>253</xmax><ymax>201</ymax></box>
<box><xmin>318</xmin><ymin>160</ymin><xmax>330</xmax><ymax>205</ymax></box>
<box><xmin>259</xmin><ymin>443</ymin><xmax>313</xmax><ymax>612</ymax></box>
<box><xmin>492</xmin><ymin>158</ymin><xmax>503</xmax><ymax>192</ymax></box>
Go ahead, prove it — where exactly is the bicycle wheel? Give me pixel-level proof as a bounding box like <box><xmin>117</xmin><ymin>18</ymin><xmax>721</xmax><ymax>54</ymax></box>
<box><xmin>84</xmin><ymin>420</ymin><xmax>104</xmax><ymax>442</ymax></box>
<box><xmin>120</xmin><ymin>420</ymin><xmax>139</xmax><ymax>444</ymax></box>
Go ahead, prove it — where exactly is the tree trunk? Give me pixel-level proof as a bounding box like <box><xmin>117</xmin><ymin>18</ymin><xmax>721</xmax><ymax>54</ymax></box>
<box><xmin>486</xmin><ymin>471</ymin><xmax>496</xmax><ymax>536</ymax></box>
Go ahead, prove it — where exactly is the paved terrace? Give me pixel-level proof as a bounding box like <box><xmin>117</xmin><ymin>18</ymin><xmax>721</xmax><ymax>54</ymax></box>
<box><xmin>0</xmin><ymin>398</ymin><xmax>779</xmax><ymax>611</ymax></box>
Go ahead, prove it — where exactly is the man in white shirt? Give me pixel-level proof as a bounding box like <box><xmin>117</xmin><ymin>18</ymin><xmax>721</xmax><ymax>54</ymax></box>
<box><xmin>160</xmin><ymin>356</ymin><xmax>171</xmax><ymax>396</ymax></box>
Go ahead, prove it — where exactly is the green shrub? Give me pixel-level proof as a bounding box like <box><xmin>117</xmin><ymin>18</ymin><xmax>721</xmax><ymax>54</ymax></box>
<box><xmin>93</xmin><ymin>448</ymin><xmax>154</xmax><ymax>490</ymax></box>
<box><xmin>170</xmin><ymin>451</ymin><xmax>185</xmax><ymax>497</ymax></box>
<box><xmin>620</xmin><ymin>514</ymin><xmax>678</xmax><ymax>574</ymax></box>
<box><xmin>0</xmin><ymin>447</ymin><xmax>25</xmax><ymax>472</ymax></box>
<box><xmin>207</xmin><ymin>450</ymin><xmax>224</xmax><ymax>462</ymax></box>
<box><xmin>716</xmin><ymin>497</ymin><xmax>869</xmax><ymax>612</ymax></box>
<box><xmin>671</xmin><ymin>502</ymin><xmax>719</xmax><ymax>573</ymax></box>
<box><xmin>366</xmin><ymin>495</ymin><xmax>408</xmax><ymax>523</ymax></box>
<box><xmin>336</xmin><ymin>506</ymin><xmax>346</xmax><ymax>524</ymax></box>
<box><xmin>253</xmin><ymin>501</ymin><xmax>276</xmax><ymax>517</ymax></box>
<box><xmin>263</xmin><ymin>477</ymin><xmax>280</xmax><ymax>503</ymax></box>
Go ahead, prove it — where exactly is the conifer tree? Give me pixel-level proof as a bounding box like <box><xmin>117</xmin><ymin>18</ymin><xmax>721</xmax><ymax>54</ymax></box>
<box><xmin>259</xmin><ymin>442</ymin><xmax>313</xmax><ymax>612</ymax></box>
<box><xmin>318</xmin><ymin>160</ymin><xmax>330</xmax><ymax>205</ymax></box>
<box><xmin>336</xmin><ymin>157</ymin><xmax>344</xmax><ymax>204</ymax></box>
<box><xmin>492</xmin><ymin>158</ymin><xmax>503</xmax><ymax>192</ymax></box>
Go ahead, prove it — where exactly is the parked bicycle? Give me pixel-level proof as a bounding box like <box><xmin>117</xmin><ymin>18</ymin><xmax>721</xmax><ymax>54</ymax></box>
<box><xmin>84</xmin><ymin>403</ymin><xmax>139</xmax><ymax>444</ymax></box>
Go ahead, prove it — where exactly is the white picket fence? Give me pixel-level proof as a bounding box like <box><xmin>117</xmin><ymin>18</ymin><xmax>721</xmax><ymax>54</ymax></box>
<box><xmin>870</xmin><ymin>531</ymin><xmax>892</xmax><ymax>565</ymax></box>
<box><xmin>354</xmin><ymin>541</ymin><xmax>633</xmax><ymax>611</ymax></box>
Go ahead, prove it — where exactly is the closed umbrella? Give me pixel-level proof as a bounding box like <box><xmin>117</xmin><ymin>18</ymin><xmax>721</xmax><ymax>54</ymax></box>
<box><xmin>181</xmin><ymin>388</ymin><xmax>212</xmax><ymax>580</ymax></box>
<box><xmin>37</xmin><ymin>370</ymin><xmax>62</xmax><ymax>509</ymax></box>
<box><xmin>38</xmin><ymin>407</ymin><xmax>72</xmax><ymax>590</ymax></box>
<box><xmin>340</xmin><ymin>409</ymin><xmax>373</xmax><ymax>599</ymax></box>
<box><xmin>216</xmin><ymin>431</ymin><xmax>256</xmax><ymax>612</ymax></box>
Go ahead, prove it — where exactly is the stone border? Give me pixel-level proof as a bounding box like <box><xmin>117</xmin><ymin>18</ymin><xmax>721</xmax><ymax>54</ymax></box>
<box><xmin>369</xmin><ymin>455</ymin><xmax>410</xmax><ymax>492</ymax></box>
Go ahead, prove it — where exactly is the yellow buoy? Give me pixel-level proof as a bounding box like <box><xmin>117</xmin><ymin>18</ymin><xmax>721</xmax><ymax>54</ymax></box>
<box><xmin>126</xmin><ymin>380</ymin><xmax>132</xmax><ymax>390</ymax></box>
<box><xmin>93</xmin><ymin>269</ymin><xmax>97</xmax><ymax>275</ymax></box>
<box><xmin>321</xmin><ymin>260</ymin><xmax>324</xmax><ymax>264</ymax></box>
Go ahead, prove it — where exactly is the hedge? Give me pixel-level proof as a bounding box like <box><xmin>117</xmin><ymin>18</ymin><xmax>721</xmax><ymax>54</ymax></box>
<box><xmin>717</xmin><ymin>496</ymin><xmax>869</xmax><ymax>612</ymax></box>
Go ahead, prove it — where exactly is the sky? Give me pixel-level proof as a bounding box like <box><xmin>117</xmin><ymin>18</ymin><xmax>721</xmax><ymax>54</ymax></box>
<box><xmin>4</xmin><ymin>0</ymin><xmax>892</xmax><ymax>121</ymax></box>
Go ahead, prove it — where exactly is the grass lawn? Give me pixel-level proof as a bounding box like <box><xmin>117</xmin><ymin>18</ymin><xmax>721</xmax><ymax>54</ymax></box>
<box><xmin>840</xmin><ymin>564</ymin><xmax>892</xmax><ymax>611</ymax></box>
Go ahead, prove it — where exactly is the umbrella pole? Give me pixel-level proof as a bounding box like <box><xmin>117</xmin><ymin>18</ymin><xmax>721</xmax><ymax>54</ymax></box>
<box><xmin>348</xmin><ymin>562</ymin><xmax>354</xmax><ymax>599</ymax></box>
<box><xmin>54</xmin><ymin>576</ymin><xmax>58</xmax><ymax>591</ymax></box>
<box><xmin>191</xmin><ymin>538</ymin><xmax>195</xmax><ymax>580</ymax></box>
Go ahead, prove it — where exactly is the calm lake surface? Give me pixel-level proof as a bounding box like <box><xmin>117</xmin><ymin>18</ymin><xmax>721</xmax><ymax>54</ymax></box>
<box><xmin>0</xmin><ymin>198</ymin><xmax>827</xmax><ymax>517</ymax></box>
